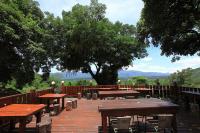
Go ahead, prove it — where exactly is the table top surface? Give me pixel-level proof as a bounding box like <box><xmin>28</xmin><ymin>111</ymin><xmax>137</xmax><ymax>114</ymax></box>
<box><xmin>98</xmin><ymin>98</ymin><xmax>178</xmax><ymax>111</ymax></box>
<box><xmin>0</xmin><ymin>104</ymin><xmax>46</xmax><ymax>117</ymax></box>
<box><xmin>38</xmin><ymin>93</ymin><xmax>66</xmax><ymax>98</ymax></box>
<box><xmin>99</xmin><ymin>90</ymin><xmax>140</xmax><ymax>95</ymax></box>
<box><xmin>85</xmin><ymin>87</ymin><xmax>116</xmax><ymax>90</ymax></box>
<box><xmin>182</xmin><ymin>91</ymin><xmax>200</xmax><ymax>95</ymax></box>
<box><xmin>118</xmin><ymin>88</ymin><xmax>132</xmax><ymax>90</ymax></box>
<box><xmin>135</xmin><ymin>88</ymin><xmax>151</xmax><ymax>91</ymax></box>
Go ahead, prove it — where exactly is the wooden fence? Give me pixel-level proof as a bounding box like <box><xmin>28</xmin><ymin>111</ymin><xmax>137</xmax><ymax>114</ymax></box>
<box><xmin>0</xmin><ymin>88</ymin><xmax>54</xmax><ymax>128</ymax></box>
<box><xmin>61</xmin><ymin>84</ymin><xmax>200</xmax><ymax>98</ymax></box>
<box><xmin>0</xmin><ymin>85</ymin><xmax>199</xmax><ymax>127</ymax></box>
<box><xmin>0</xmin><ymin>85</ymin><xmax>199</xmax><ymax>106</ymax></box>
<box><xmin>0</xmin><ymin>88</ymin><xmax>54</xmax><ymax>108</ymax></box>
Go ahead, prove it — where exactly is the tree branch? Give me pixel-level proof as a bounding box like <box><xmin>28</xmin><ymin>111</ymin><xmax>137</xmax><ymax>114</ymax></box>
<box><xmin>86</xmin><ymin>64</ymin><xmax>95</xmax><ymax>78</ymax></box>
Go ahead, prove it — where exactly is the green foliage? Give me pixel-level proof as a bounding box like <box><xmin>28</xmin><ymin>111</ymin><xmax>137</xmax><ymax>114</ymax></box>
<box><xmin>75</xmin><ymin>80</ymin><xmax>90</xmax><ymax>86</ymax></box>
<box><xmin>119</xmin><ymin>76</ymin><xmax>170</xmax><ymax>86</ymax></box>
<box><xmin>4</xmin><ymin>74</ymin><xmax>50</xmax><ymax>92</ymax></box>
<box><xmin>0</xmin><ymin>0</ymin><xmax>148</xmax><ymax>88</ymax></box>
<box><xmin>132</xmin><ymin>76</ymin><xmax>148</xmax><ymax>85</ymax></box>
<box><xmin>168</xmin><ymin>68</ymin><xmax>200</xmax><ymax>87</ymax></box>
<box><xmin>22</xmin><ymin>74</ymin><xmax>50</xmax><ymax>92</ymax></box>
<box><xmin>137</xmin><ymin>0</ymin><xmax>200</xmax><ymax>60</ymax></box>
<box><xmin>157</xmin><ymin>78</ymin><xmax>170</xmax><ymax>85</ymax></box>
<box><xmin>190</xmin><ymin>68</ymin><xmax>200</xmax><ymax>87</ymax></box>
<box><xmin>5</xmin><ymin>78</ymin><xmax>17</xmax><ymax>90</ymax></box>
<box><xmin>170</xmin><ymin>68</ymin><xmax>192</xmax><ymax>86</ymax></box>
<box><xmin>0</xmin><ymin>0</ymin><xmax>52</xmax><ymax>88</ymax></box>
<box><xmin>58</xmin><ymin>0</ymin><xmax>147</xmax><ymax>85</ymax></box>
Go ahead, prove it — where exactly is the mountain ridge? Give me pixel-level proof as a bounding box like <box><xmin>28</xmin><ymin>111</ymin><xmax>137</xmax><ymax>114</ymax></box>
<box><xmin>51</xmin><ymin>70</ymin><xmax>170</xmax><ymax>80</ymax></box>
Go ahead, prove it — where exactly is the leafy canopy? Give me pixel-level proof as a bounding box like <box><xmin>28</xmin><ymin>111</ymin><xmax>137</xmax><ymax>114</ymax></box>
<box><xmin>137</xmin><ymin>0</ymin><xmax>200</xmax><ymax>61</ymax></box>
<box><xmin>59</xmin><ymin>0</ymin><xmax>147</xmax><ymax>84</ymax></box>
<box><xmin>0</xmin><ymin>0</ymin><xmax>50</xmax><ymax>87</ymax></box>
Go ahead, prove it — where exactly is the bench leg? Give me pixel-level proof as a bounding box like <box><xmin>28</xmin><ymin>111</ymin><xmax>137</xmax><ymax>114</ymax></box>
<box><xmin>19</xmin><ymin>119</ymin><xmax>26</xmax><ymax>133</ymax></box>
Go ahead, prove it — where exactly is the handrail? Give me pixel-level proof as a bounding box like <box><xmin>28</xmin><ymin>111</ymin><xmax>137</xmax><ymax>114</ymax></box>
<box><xmin>0</xmin><ymin>85</ymin><xmax>199</xmax><ymax>106</ymax></box>
<box><xmin>61</xmin><ymin>85</ymin><xmax>200</xmax><ymax>97</ymax></box>
<box><xmin>0</xmin><ymin>88</ymin><xmax>54</xmax><ymax>107</ymax></box>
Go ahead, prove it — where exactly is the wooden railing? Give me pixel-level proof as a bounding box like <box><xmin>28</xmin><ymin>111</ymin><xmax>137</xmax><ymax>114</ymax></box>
<box><xmin>0</xmin><ymin>85</ymin><xmax>199</xmax><ymax>106</ymax></box>
<box><xmin>0</xmin><ymin>88</ymin><xmax>54</xmax><ymax>108</ymax></box>
<box><xmin>61</xmin><ymin>84</ymin><xmax>200</xmax><ymax>98</ymax></box>
<box><xmin>0</xmin><ymin>88</ymin><xmax>54</xmax><ymax>128</ymax></box>
<box><xmin>0</xmin><ymin>85</ymin><xmax>199</xmax><ymax>127</ymax></box>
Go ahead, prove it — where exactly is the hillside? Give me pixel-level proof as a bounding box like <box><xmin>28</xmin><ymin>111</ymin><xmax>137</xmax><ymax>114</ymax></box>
<box><xmin>50</xmin><ymin>70</ymin><xmax>170</xmax><ymax>80</ymax></box>
<box><xmin>190</xmin><ymin>67</ymin><xmax>200</xmax><ymax>87</ymax></box>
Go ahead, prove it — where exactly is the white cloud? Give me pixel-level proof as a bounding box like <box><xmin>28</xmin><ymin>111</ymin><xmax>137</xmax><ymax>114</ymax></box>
<box><xmin>37</xmin><ymin>0</ymin><xmax>143</xmax><ymax>25</ymax></box>
<box><xmin>127</xmin><ymin>57</ymin><xmax>200</xmax><ymax>73</ymax></box>
<box><xmin>127</xmin><ymin>63</ymin><xmax>172</xmax><ymax>73</ymax></box>
<box><xmin>174</xmin><ymin>57</ymin><xmax>200</xmax><ymax>67</ymax></box>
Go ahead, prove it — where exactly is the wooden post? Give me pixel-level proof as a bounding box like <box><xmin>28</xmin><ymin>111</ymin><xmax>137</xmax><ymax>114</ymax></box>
<box><xmin>158</xmin><ymin>86</ymin><xmax>161</xmax><ymax>98</ymax></box>
<box><xmin>161</xmin><ymin>85</ymin><xmax>164</xmax><ymax>98</ymax></box>
<box><xmin>152</xmin><ymin>85</ymin><xmax>154</xmax><ymax>97</ymax></box>
<box><xmin>19</xmin><ymin>119</ymin><xmax>26</xmax><ymax>133</ymax></box>
<box><xmin>102</xmin><ymin>114</ymin><xmax>107</xmax><ymax>133</ymax></box>
<box><xmin>166</xmin><ymin>86</ymin><xmax>168</xmax><ymax>98</ymax></box>
<box><xmin>62</xmin><ymin>97</ymin><xmax>65</xmax><ymax>109</ymax></box>
<box><xmin>172</xmin><ymin>113</ymin><xmax>177</xmax><ymax>133</ymax></box>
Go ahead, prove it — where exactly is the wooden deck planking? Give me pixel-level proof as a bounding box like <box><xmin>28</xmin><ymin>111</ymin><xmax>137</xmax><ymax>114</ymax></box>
<box><xmin>51</xmin><ymin>99</ymin><xmax>101</xmax><ymax>133</ymax></box>
<box><xmin>11</xmin><ymin>99</ymin><xmax>200</xmax><ymax>133</ymax></box>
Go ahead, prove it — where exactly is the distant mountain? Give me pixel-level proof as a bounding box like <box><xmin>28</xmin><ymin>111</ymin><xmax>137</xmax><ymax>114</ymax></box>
<box><xmin>50</xmin><ymin>70</ymin><xmax>170</xmax><ymax>80</ymax></box>
<box><xmin>118</xmin><ymin>70</ymin><xmax>170</xmax><ymax>78</ymax></box>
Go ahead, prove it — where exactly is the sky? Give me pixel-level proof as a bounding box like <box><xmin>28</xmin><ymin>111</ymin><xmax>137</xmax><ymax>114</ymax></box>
<box><xmin>37</xmin><ymin>0</ymin><xmax>200</xmax><ymax>73</ymax></box>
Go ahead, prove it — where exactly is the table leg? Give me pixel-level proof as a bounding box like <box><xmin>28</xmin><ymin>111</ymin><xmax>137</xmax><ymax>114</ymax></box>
<box><xmin>35</xmin><ymin>111</ymin><xmax>42</xmax><ymax>123</ymax></box>
<box><xmin>185</xmin><ymin>95</ymin><xmax>190</xmax><ymax>110</ymax></box>
<box><xmin>102</xmin><ymin>114</ymin><xmax>107</xmax><ymax>133</ymax></box>
<box><xmin>62</xmin><ymin>97</ymin><xmax>65</xmax><ymax>109</ymax></box>
<box><xmin>172</xmin><ymin>113</ymin><xmax>177</xmax><ymax>133</ymax></box>
<box><xmin>57</xmin><ymin>98</ymin><xmax>60</xmax><ymax>104</ymax></box>
<box><xmin>39</xmin><ymin>99</ymin><xmax>42</xmax><ymax>104</ymax></box>
<box><xmin>108</xmin><ymin>116</ymin><xmax>111</xmax><ymax>126</ymax></box>
<box><xmin>47</xmin><ymin>99</ymin><xmax>50</xmax><ymax>113</ymax></box>
<box><xmin>19</xmin><ymin>119</ymin><xmax>26</xmax><ymax>133</ymax></box>
<box><xmin>10</xmin><ymin>119</ymin><xmax>15</xmax><ymax>130</ymax></box>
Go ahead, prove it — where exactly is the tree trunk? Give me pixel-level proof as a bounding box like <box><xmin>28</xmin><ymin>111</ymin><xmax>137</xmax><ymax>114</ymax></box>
<box><xmin>42</xmin><ymin>72</ymin><xmax>50</xmax><ymax>81</ymax></box>
<box><xmin>92</xmin><ymin>67</ymin><xmax>118</xmax><ymax>85</ymax></box>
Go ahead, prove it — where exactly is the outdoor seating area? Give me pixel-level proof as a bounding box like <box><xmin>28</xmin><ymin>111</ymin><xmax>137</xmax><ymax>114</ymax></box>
<box><xmin>1</xmin><ymin>0</ymin><xmax>200</xmax><ymax>132</ymax></box>
<box><xmin>0</xmin><ymin>85</ymin><xmax>200</xmax><ymax>133</ymax></box>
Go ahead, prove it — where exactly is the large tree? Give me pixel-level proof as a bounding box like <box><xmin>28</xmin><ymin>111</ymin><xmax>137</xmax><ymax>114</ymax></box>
<box><xmin>59</xmin><ymin>0</ymin><xmax>147</xmax><ymax>85</ymax></box>
<box><xmin>0</xmin><ymin>0</ymin><xmax>50</xmax><ymax>87</ymax></box>
<box><xmin>40</xmin><ymin>12</ymin><xmax>64</xmax><ymax>81</ymax></box>
<box><xmin>137</xmin><ymin>0</ymin><xmax>200</xmax><ymax>61</ymax></box>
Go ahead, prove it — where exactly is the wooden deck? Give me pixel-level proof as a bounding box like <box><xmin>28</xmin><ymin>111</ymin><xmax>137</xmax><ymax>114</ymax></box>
<box><xmin>4</xmin><ymin>99</ymin><xmax>200</xmax><ymax>133</ymax></box>
<box><xmin>51</xmin><ymin>99</ymin><xmax>101</xmax><ymax>132</ymax></box>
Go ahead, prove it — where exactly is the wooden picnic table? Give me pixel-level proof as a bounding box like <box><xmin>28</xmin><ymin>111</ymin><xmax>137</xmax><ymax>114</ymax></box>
<box><xmin>135</xmin><ymin>88</ymin><xmax>151</xmax><ymax>91</ymax></box>
<box><xmin>38</xmin><ymin>94</ymin><xmax>66</xmax><ymax>111</ymax></box>
<box><xmin>98</xmin><ymin>98</ymin><xmax>179</xmax><ymax>133</ymax></box>
<box><xmin>135</xmin><ymin>88</ymin><xmax>152</xmax><ymax>95</ymax></box>
<box><xmin>182</xmin><ymin>91</ymin><xmax>200</xmax><ymax>96</ymax></box>
<box><xmin>0</xmin><ymin>104</ymin><xmax>46</xmax><ymax>133</ymax></box>
<box><xmin>118</xmin><ymin>87</ymin><xmax>132</xmax><ymax>90</ymax></box>
<box><xmin>98</xmin><ymin>90</ymin><xmax>140</xmax><ymax>99</ymax></box>
<box><xmin>181</xmin><ymin>91</ymin><xmax>200</xmax><ymax>109</ymax></box>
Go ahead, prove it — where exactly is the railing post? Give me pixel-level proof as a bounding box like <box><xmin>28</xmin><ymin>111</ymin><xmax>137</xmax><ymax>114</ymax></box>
<box><xmin>152</xmin><ymin>85</ymin><xmax>154</xmax><ymax>97</ymax></box>
<box><xmin>165</xmin><ymin>86</ymin><xmax>168</xmax><ymax>98</ymax></box>
<box><xmin>162</xmin><ymin>85</ymin><xmax>164</xmax><ymax>98</ymax></box>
